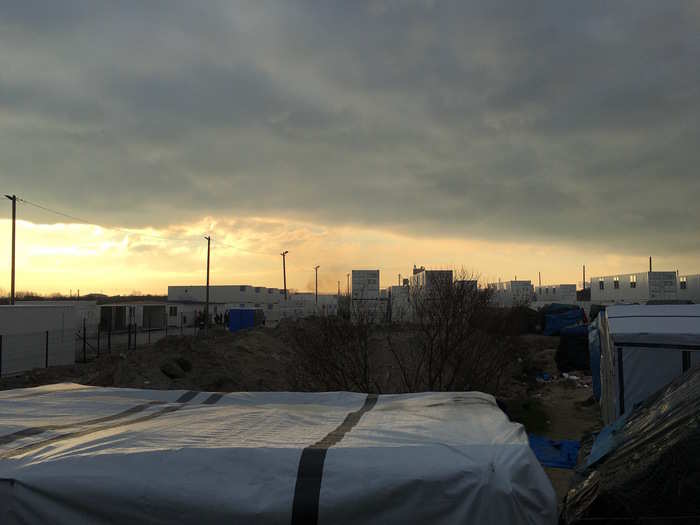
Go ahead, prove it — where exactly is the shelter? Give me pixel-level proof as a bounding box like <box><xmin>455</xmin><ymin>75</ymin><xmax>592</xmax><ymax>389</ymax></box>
<box><xmin>0</xmin><ymin>386</ymin><xmax>557</xmax><ymax>524</ymax></box>
<box><xmin>597</xmin><ymin>304</ymin><xmax>700</xmax><ymax>424</ymax></box>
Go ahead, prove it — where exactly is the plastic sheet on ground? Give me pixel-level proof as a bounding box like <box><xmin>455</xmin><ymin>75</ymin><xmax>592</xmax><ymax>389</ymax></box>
<box><xmin>0</xmin><ymin>385</ymin><xmax>557</xmax><ymax>525</ymax></box>
<box><xmin>528</xmin><ymin>435</ymin><xmax>581</xmax><ymax>469</ymax></box>
<box><xmin>562</xmin><ymin>364</ymin><xmax>700</xmax><ymax>524</ymax></box>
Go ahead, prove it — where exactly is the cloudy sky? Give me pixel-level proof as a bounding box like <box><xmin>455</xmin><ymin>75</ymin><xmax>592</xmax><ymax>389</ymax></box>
<box><xmin>1</xmin><ymin>1</ymin><xmax>699</xmax><ymax>295</ymax></box>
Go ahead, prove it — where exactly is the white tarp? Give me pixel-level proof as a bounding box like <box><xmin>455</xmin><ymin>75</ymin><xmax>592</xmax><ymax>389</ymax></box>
<box><xmin>0</xmin><ymin>384</ymin><xmax>556</xmax><ymax>524</ymax></box>
<box><xmin>599</xmin><ymin>304</ymin><xmax>700</xmax><ymax>424</ymax></box>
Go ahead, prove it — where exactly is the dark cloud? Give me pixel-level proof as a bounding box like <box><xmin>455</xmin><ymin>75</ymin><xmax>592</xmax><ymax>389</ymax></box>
<box><xmin>1</xmin><ymin>0</ymin><xmax>699</xmax><ymax>255</ymax></box>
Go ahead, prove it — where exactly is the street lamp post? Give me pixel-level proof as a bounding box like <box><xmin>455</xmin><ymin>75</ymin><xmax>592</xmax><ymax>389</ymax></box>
<box><xmin>281</xmin><ymin>251</ymin><xmax>289</xmax><ymax>300</ymax></box>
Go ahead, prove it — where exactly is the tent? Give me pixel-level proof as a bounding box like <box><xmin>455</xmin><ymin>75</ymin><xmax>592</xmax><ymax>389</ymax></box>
<box><xmin>598</xmin><ymin>304</ymin><xmax>700</xmax><ymax>424</ymax></box>
<box><xmin>0</xmin><ymin>385</ymin><xmax>557</xmax><ymax>525</ymax></box>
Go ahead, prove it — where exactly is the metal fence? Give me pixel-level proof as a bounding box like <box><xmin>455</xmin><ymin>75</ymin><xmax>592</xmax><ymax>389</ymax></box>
<box><xmin>0</xmin><ymin>322</ymin><xmax>203</xmax><ymax>376</ymax></box>
<box><xmin>0</xmin><ymin>329</ymin><xmax>73</xmax><ymax>376</ymax></box>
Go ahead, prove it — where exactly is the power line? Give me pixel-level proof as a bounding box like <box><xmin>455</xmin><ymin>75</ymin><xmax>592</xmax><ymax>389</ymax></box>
<box><xmin>16</xmin><ymin>197</ymin><xmax>202</xmax><ymax>245</ymax></box>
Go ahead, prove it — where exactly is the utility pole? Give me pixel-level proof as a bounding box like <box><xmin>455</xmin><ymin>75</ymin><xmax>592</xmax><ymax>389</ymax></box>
<box><xmin>583</xmin><ymin>265</ymin><xmax>586</xmax><ymax>289</ymax></box>
<box><xmin>5</xmin><ymin>195</ymin><xmax>16</xmax><ymax>304</ymax></box>
<box><xmin>204</xmin><ymin>235</ymin><xmax>211</xmax><ymax>333</ymax></box>
<box><xmin>538</xmin><ymin>272</ymin><xmax>541</xmax><ymax>288</ymax></box>
<box><xmin>281</xmin><ymin>251</ymin><xmax>289</xmax><ymax>300</ymax></box>
<box><xmin>314</xmin><ymin>265</ymin><xmax>320</xmax><ymax>305</ymax></box>
<box><xmin>346</xmin><ymin>273</ymin><xmax>350</xmax><ymax>295</ymax></box>
<box><xmin>649</xmin><ymin>256</ymin><xmax>652</xmax><ymax>272</ymax></box>
<box><xmin>398</xmin><ymin>273</ymin><xmax>401</xmax><ymax>286</ymax></box>
<box><xmin>337</xmin><ymin>280</ymin><xmax>340</xmax><ymax>298</ymax></box>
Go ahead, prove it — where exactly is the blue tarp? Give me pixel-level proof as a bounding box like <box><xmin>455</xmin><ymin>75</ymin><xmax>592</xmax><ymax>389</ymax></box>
<box><xmin>585</xmin><ymin>412</ymin><xmax>630</xmax><ymax>468</ymax></box>
<box><xmin>543</xmin><ymin>308</ymin><xmax>585</xmax><ymax>336</ymax></box>
<box><xmin>528</xmin><ymin>435</ymin><xmax>581</xmax><ymax>469</ymax></box>
<box><xmin>588</xmin><ymin>317</ymin><xmax>602</xmax><ymax>401</ymax></box>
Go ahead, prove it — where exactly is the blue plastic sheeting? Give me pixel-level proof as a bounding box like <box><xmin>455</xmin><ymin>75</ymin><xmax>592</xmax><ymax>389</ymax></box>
<box><xmin>543</xmin><ymin>308</ymin><xmax>585</xmax><ymax>336</ymax></box>
<box><xmin>588</xmin><ymin>317</ymin><xmax>602</xmax><ymax>401</ymax></box>
<box><xmin>585</xmin><ymin>412</ymin><xmax>630</xmax><ymax>468</ymax></box>
<box><xmin>228</xmin><ymin>309</ymin><xmax>256</xmax><ymax>332</ymax></box>
<box><xmin>528</xmin><ymin>435</ymin><xmax>581</xmax><ymax>469</ymax></box>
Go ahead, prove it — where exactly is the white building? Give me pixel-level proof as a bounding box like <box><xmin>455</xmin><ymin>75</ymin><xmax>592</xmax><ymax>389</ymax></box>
<box><xmin>168</xmin><ymin>285</ymin><xmax>338</xmax><ymax>327</ymax></box>
<box><xmin>388</xmin><ymin>285</ymin><xmax>410</xmax><ymax>322</ymax></box>
<box><xmin>12</xmin><ymin>300</ymin><xmax>99</xmax><ymax>332</ymax></box>
<box><xmin>534</xmin><ymin>284</ymin><xmax>577</xmax><ymax>305</ymax></box>
<box><xmin>409</xmin><ymin>268</ymin><xmax>454</xmax><ymax>292</ymax></box>
<box><xmin>487</xmin><ymin>280</ymin><xmax>534</xmax><ymax>307</ymax></box>
<box><xmin>0</xmin><ymin>304</ymin><xmax>75</xmax><ymax>375</ymax></box>
<box><xmin>590</xmin><ymin>271</ymin><xmax>678</xmax><ymax>304</ymax></box>
<box><xmin>678</xmin><ymin>274</ymin><xmax>700</xmax><ymax>303</ymax></box>
<box><xmin>99</xmin><ymin>303</ymin><xmax>168</xmax><ymax>331</ymax></box>
<box><xmin>351</xmin><ymin>270</ymin><xmax>380</xmax><ymax>300</ymax></box>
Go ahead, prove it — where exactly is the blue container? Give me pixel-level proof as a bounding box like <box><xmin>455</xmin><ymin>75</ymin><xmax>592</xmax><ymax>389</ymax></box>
<box><xmin>228</xmin><ymin>309</ymin><xmax>257</xmax><ymax>332</ymax></box>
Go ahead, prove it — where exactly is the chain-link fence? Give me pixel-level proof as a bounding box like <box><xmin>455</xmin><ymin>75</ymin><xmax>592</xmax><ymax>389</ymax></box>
<box><xmin>0</xmin><ymin>329</ymin><xmax>73</xmax><ymax>376</ymax></box>
<box><xmin>0</xmin><ymin>322</ymin><xmax>203</xmax><ymax>376</ymax></box>
<box><xmin>74</xmin><ymin>322</ymin><xmax>202</xmax><ymax>363</ymax></box>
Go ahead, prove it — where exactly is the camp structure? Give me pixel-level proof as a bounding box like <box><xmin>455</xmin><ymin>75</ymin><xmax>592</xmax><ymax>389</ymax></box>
<box><xmin>0</xmin><ymin>386</ymin><xmax>557</xmax><ymax>524</ymax></box>
<box><xmin>596</xmin><ymin>304</ymin><xmax>700</xmax><ymax>424</ymax></box>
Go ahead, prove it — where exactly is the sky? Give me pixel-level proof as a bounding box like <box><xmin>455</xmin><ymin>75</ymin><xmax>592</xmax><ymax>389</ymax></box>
<box><xmin>1</xmin><ymin>1</ymin><xmax>699</xmax><ymax>295</ymax></box>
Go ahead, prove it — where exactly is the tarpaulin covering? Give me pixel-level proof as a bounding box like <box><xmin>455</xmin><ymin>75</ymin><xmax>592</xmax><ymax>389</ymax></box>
<box><xmin>528</xmin><ymin>435</ymin><xmax>581</xmax><ymax>469</ymax></box>
<box><xmin>0</xmin><ymin>385</ymin><xmax>557</xmax><ymax>525</ymax></box>
<box><xmin>562</xmin><ymin>364</ymin><xmax>700</xmax><ymax>524</ymax></box>
<box><xmin>543</xmin><ymin>308</ymin><xmax>584</xmax><ymax>336</ymax></box>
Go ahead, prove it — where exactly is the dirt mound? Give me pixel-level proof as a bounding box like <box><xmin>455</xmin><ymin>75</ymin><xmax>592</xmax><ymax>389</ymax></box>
<box><xmin>0</xmin><ymin>328</ymin><xmax>295</xmax><ymax>392</ymax></box>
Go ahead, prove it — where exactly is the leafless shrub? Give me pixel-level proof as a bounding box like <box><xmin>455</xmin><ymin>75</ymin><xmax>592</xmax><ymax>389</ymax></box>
<box><xmin>288</xmin><ymin>269</ymin><xmax>518</xmax><ymax>396</ymax></box>
<box><xmin>386</xmin><ymin>269</ymin><xmax>512</xmax><ymax>392</ymax></box>
<box><xmin>286</xmin><ymin>307</ymin><xmax>378</xmax><ymax>393</ymax></box>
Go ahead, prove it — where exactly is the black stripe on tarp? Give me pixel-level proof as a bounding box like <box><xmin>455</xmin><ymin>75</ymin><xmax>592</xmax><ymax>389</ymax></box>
<box><xmin>0</xmin><ymin>391</ymin><xmax>200</xmax><ymax>459</ymax></box>
<box><xmin>202</xmin><ymin>393</ymin><xmax>224</xmax><ymax>405</ymax></box>
<box><xmin>176</xmin><ymin>390</ymin><xmax>199</xmax><ymax>403</ymax></box>
<box><xmin>0</xmin><ymin>401</ymin><xmax>165</xmax><ymax>446</ymax></box>
<box><xmin>290</xmin><ymin>394</ymin><xmax>378</xmax><ymax>525</ymax></box>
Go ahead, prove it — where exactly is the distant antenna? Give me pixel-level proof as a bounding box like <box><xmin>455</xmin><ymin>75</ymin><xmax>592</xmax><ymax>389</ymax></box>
<box><xmin>649</xmin><ymin>256</ymin><xmax>652</xmax><ymax>272</ymax></box>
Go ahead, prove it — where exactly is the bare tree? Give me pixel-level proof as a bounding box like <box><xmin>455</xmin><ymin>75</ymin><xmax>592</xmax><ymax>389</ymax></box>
<box><xmin>287</xmin><ymin>305</ymin><xmax>378</xmax><ymax>393</ymax></box>
<box><xmin>387</xmin><ymin>269</ymin><xmax>510</xmax><ymax>393</ymax></box>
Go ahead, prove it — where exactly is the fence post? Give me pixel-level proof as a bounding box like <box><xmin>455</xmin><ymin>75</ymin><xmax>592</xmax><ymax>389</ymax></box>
<box><xmin>0</xmin><ymin>334</ymin><xmax>3</xmax><ymax>376</ymax></box>
<box><xmin>82</xmin><ymin>318</ymin><xmax>87</xmax><ymax>363</ymax></box>
<box><xmin>97</xmin><ymin>324</ymin><xmax>100</xmax><ymax>357</ymax></box>
<box><xmin>108</xmin><ymin>325</ymin><xmax>112</xmax><ymax>353</ymax></box>
<box><xmin>45</xmin><ymin>330</ymin><xmax>49</xmax><ymax>368</ymax></box>
<box><xmin>128</xmin><ymin>324</ymin><xmax>131</xmax><ymax>350</ymax></box>
<box><xmin>148</xmin><ymin>320</ymin><xmax>151</xmax><ymax>344</ymax></box>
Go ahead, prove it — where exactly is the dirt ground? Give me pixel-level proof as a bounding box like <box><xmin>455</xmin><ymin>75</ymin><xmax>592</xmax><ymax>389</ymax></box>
<box><xmin>501</xmin><ymin>334</ymin><xmax>601</xmax><ymax>503</ymax></box>
<box><xmin>0</xmin><ymin>325</ymin><xmax>599</xmax><ymax>503</ymax></box>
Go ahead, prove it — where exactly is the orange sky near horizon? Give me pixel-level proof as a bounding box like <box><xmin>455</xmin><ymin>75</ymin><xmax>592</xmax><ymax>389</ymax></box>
<box><xmin>0</xmin><ymin>215</ymin><xmax>695</xmax><ymax>297</ymax></box>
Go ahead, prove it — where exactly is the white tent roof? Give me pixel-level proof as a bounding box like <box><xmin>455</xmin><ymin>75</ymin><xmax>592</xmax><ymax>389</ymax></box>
<box><xmin>0</xmin><ymin>385</ymin><xmax>556</xmax><ymax>525</ymax></box>
<box><xmin>606</xmin><ymin>304</ymin><xmax>700</xmax><ymax>347</ymax></box>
